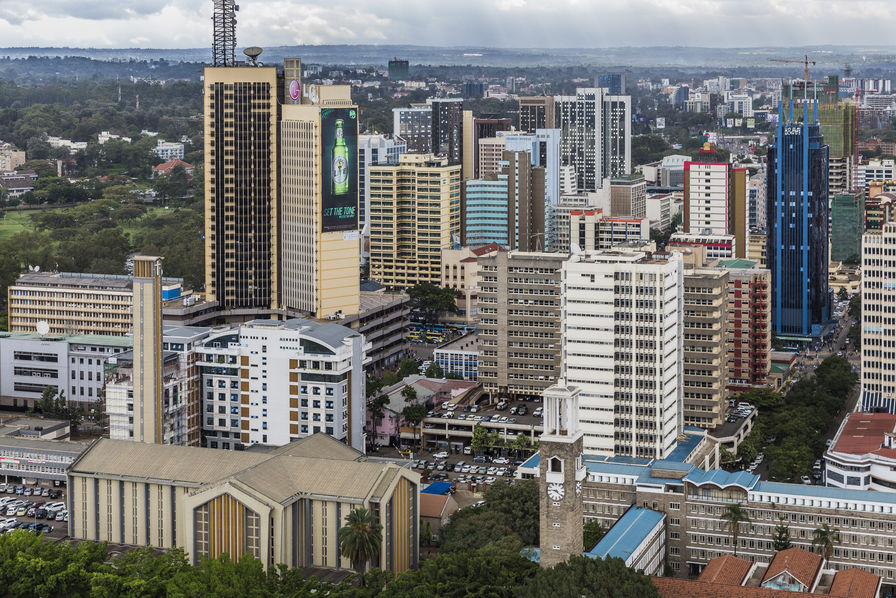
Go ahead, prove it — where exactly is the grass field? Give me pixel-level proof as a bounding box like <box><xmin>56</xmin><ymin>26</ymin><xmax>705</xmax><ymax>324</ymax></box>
<box><xmin>0</xmin><ymin>210</ymin><xmax>34</xmax><ymax>241</ymax></box>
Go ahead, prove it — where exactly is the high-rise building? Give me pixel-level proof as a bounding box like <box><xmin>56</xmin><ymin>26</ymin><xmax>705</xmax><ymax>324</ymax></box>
<box><xmin>464</xmin><ymin>178</ymin><xmax>509</xmax><ymax>247</ymax></box>
<box><xmin>387</xmin><ymin>58</ymin><xmax>409</xmax><ymax>80</ymax></box>
<box><xmin>830</xmin><ymin>193</ymin><xmax>865</xmax><ymax>263</ymax></box>
<box><xmin>203</xmin><ymin>65</ymin><xmax>280</xmax><ymax>312</ymax></box>
<box><xmin>368</xmin><ymin>154</ymin><xmax>461</xmax><ymax>288</ymax></box>
<box><xmin>556</xmin><ymin>88</ymin><xmax>631</xmax><ymax>192</ymax></box>
<box><xmin>503</xmin><ymin>129</ymin><xmax>563</xmax><ymax>208</ymax></box>
<box><xmin>476</xmin><ymin>136</ymin><xmax>507</xmax><ymax>178</ymax></box>
<box><xmin>680</xmin><ymin>267</ymin><xmax>728</xmax><ymax>429</ymax></box>
<box><xmin>748</xmin><ymin>172</ymin><xmax>767</xmax><ymax>232</ymax></box>
<box><xmin>861</xmin><ymin>223</ymin><xmax>896</xmax><ymax>410</ymax></box>
<box><xmin>466</xmin><ymin>116</ymin><xmax>512</xmax><ymax>179</ymax></box>
<box><xmin>430</xmin><ymin>98</ymin><xmax>464</xmax><ymax>165</ymax></box>
<box><xmin>766</xmin><ymin>100</ymin><xmax>830</xmax><ymax>339</ymax></box>
<box><xmin>477</xmin><ymin>251</ymin><xmax>564</xmax><ymax>401</ymax></box>
<box><xmin>720</xmin><ymin>259</ymin><xmax>771</xmax><ymax>391</ymax></box>
<box><xmin>596</xmin><ymin>72</ymin><xmax>626</xmax><ymax>95</ymax></box>
<box><xmin>610</xmin><ymin>174</ymin><xmax>647</xmax><ymax>218</ymax></box>
<box><xmin>683</xmin><ymin>144</ymin><xmax>749</xmax><ymax>258</ymax></box>
<box><xmin>199</xmin><ymin>319</ymin><xmax>366</xmax><ymax>452</ymax></box>
<box><xmin>131</xmin><ymin>256</ymin><xmax>164</xmax><ymax>444</ymax></box>
<box><xmin>279</xmin><ymin>90</ymin><xmax>360</xmax><ymax>319</ymax></box>
<box><xmin>392</xmin><ymin>104</ymin><xmax>432</xmax><ymax>153</ymax></box>
<box><xmin>748</xmin><ymin>232</ymin><xmax>767</xmax><ymax>268</ymax></box>
<box><xmin>548</xmin><ymin>195</ymin><xmax>592</xmax><ymax>253</ymax></box>
<box><xmin>519</xmin><ymin>96</ymin><xmax>555</xmax><ymax>132</ymax></box>
<box><xmin>562</xmin><ymin>250</ymin><xmax>683</xmax><ymax>457</ymax></box>
<box><xmin>358</xmin><ymin>134</ymin><xmax>406</xmax><ymax>230</ymax></box>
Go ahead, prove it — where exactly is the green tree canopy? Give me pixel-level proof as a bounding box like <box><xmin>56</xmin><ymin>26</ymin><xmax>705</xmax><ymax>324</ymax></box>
<box><xmin>521</xmin><ymin>555</ymin><xmax>661</xmax><ymax>598</ymax></box>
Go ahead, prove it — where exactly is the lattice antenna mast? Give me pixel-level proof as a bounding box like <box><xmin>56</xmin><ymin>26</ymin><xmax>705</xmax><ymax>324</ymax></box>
<box><xmin>212</xmin><ymin>0</ymin><xmax>239</xmax><ymax>66</ymax></box>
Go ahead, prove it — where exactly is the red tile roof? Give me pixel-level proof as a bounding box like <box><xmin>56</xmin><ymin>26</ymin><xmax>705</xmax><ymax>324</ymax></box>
<box><xmin>832</xmin><ymin>412</ymin><xmax>896</xmax><ymax>458</ymax></box>
<box><xmin>471</xmin><ymin>243</ymin><xmax>501</xmax><ymax>256</ymax></box>
<box><xmin>829</xmin><ymin>568</ymin><xmax>881</xmax><ymax>598</ymax></box>
<box><xmin>419</xmin><ymin>493</ymin><xmax>452</xmax><ymax>519</ymax></box>
<box><xmin>153</xmin><ymin>158</ymin><xmax>194</xmax><ymax>172</ymax></box>
<box><xmin>760</xmin><ymin>547</ymin><xmax>823</xmax><ymax>590</ymax></box>
<box><xmin>698</xmin><ymin>554</ymin><xmax>752</xmax><ymax>586</ymax></box>
<box><xmin>652</xmin><ymin>577</ymin><xmax>828</xmax><ymax>598</ymax></box>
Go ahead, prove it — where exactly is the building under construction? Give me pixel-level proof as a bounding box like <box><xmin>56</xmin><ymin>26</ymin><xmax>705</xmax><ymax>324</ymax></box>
<box><xmin>830</xmin><ymin>192</ymin><xmax>864</xmax><ymax>263</ymax></box>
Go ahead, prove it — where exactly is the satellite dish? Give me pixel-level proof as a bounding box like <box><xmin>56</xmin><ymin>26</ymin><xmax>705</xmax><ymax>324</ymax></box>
<box><xmin>244</xmin><ymin>47</ymin><xmax>263</xmax><ymax>66</ymax></box>
<box><xmin>36</xmin><ymin>321</ymin><xmax>50</xmax><ymax>335</ymax></box>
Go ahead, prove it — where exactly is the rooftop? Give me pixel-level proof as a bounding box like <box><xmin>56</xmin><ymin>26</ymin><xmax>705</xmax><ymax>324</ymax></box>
<box><xmin>586</xmin><ymin>507</ymin><xmax>664</xmax><ymax>559</ymax></box>
<box><xmin>830</xmin><ymin>412</ymin><xmax>896</xmax><ymax>458</ymax></box>
<box><xmin>720</xmin><ymin>258</ymin><xmax>759</xmax><ymax>269</ymax></box>
<box><xmin>699</xmin><ymin>554</ymin><xmax>753</xmax><ymax>586</ymax></box>
<box><xmin>14</xmin><ymin>271</ymin><xmax>183</xmax><ymax>289</ymax></box>
<box><xmin>761</xmin><ymin>547</ymin><xmax>823</xmax><ymax>589</ymax></box>
<box><xmin>829</xmin><ymin>568</ymin><xmax>880</xmax><ymax>598</ymax></box>
<box><xmin>653</xmin><ymin>577</ymin><xmax>826</xmax><ymax>598</ymax></box>
<box><xmin>684</xmin><ymin>469</ymin><xmax>760</xmax><ymax>491</ymax></box>
<box><xmin>0</xmin><ymin>331</ymin><xmax>132</xmax><ymax>347</ymax></box>
<box><xmin>753</xmin><ymin>480</ymin><xmax>896</xmax><ymax>505</ymax></box>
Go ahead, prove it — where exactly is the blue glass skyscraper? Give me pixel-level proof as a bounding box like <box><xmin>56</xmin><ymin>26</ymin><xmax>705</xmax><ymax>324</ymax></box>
<box><xmin>766</xmin><ymin>99</ymin><xmax>830</xmax><ymax>339</ymax></box>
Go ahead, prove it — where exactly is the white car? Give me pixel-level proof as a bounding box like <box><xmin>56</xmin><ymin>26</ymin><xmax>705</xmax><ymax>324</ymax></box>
<box><xmin>433</xmin><ymin>451</ymin><xmax>449</xmax><ymax>459</ymax></box>
<box><xmin>493</xmin><ymin>457</ymin><xmax>510</xmax><ymax>465</ymax></box>
<box><xmin>484</xmin><ymin>477</ymin><xmax>497</xmax><ymax>485</ymax></box>
<box><xmin>801</xmin><ymin>476</ymin><xmax>812</xmax><ymax>485</ymax></box>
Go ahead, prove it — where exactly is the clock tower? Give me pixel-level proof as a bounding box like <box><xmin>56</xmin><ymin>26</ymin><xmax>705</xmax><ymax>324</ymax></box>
<box><xmin>538</xmin><ymin>381</ymin><xmax>586</xmax><ymax>568</ymax></box>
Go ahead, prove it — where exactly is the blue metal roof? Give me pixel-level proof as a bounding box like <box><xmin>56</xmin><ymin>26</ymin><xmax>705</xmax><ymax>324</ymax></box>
<box><xmin>652</xmin><ymin>459</ymin><xmax>694</xmax><ymax>472</ymax></box>
<box><xmin>666</xmin><ymin>427</ymin><xmax>706</xmax><ymax>462</ymax></box>
<box><xmin>586</xmin><ymin>507</ymin><xmax>665</xmax><ymax>561</ymax></box>
<box><xmin>683</xmin><ymin>468</ymin><xmax>760</xmax><ymax>490</ymax></box>
<box><xmin>520</xmin><ymin>454</ymin><xmax>540</xmax><ymax>469</ymax></box>
<box><xmin>584</xmin><ymin>461</ymin><xmax>646</xmax><ymax>477</ymax></box>
<box><xmin>755</xmin><ymin>481</ymin><xmax>896</xmax><ymax>505</ymax></box>
<box><xmin>421</xmin><ymin>481</ymin><xmax>453</xmax><ymax>495</ymax></box>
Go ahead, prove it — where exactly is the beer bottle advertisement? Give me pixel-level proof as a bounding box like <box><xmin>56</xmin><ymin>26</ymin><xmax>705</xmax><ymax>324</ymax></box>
<box><xmin>321</xmin><ymin>107</ymin><xmax>358</xmax><ymax>232</ymax></box>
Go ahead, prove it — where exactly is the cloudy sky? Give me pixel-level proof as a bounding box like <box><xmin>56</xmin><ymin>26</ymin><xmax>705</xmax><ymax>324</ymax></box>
<box><xmin>0</xmin><ymin>0</ymin><xmax>893</xmax><ymax>49</ymax></box>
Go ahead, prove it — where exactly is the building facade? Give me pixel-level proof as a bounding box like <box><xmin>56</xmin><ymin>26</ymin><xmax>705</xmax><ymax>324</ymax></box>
<box><xmin>198</xmin><ymin>319</ymin><xmax>366</xmax><ymax>452</ymax></box>
<box><xmin>830</xmin><ymin>192</ymin><xmax>865</xmax><ymax>263</ymax></box>
<box><xmin>477</xmin><ymin>251</ymin><xmax>565</xmax><ymax>402</ymax></box>
<box><xmin>369</xmin><ymin>154</ymin><xmax>461</xmax><ymax>288</ymax></box>
<box><xmin>766</xmin><ymin>100</ymin><xmax>831</xmax><ymax>339</ymax></box>
<box><xmin>358</xmin><ymin>134</ymin><xmax>407</xmax><ymax>230</ymax></box>
<box><xmin>720</xmin><ymin>259</ymin><xmax>772</xmax><ymax>391</ymax></box>
<box><xmin>562</xmin><ymin>251</ymin><xmax>683</xmax><ymax>457</ymax></box>
<box><xmin>610</xmin><ymin>174</ymin><xmax>647</xmax><ymax>219</ymax></box>
<box><xmin>861</xmin><ymin>223</ymin><xmax>896</xmax><ymax>409</ymax></box>
<box><xmin>518</xmin><ymin>96</ymin><xmax>556</xmax><ymax>133</ymax></box>
<box><xmin>568</xmin><ymin>210</ymin><xmax>650</xmax><ymax>252</ymax></box>
<box><xmin>203</xmin><ymin>66</ymin><xmax>280</xmax><ymax>312</ymax></box>
<box><xmin>392</xmin><ymin>104</ymin><xmax>432</xmax><ymax>153</ymax></box>
<box><xmin>68</xmin><ymin>435</ymin><xmax>419</xmax><ymax>573</ymax></box>
<box><xmin>430</xmin><ymin>98</ymin><xmax>464</xmax><ymax>165</ymax></box>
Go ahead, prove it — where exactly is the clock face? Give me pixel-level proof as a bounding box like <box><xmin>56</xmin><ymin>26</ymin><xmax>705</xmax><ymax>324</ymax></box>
<box><xmin>547</xmin><ymin>482</ymin><xmax>565</xmax><ymax>501</ymax></box>
<box><xmin>575</xmin><ymin>481</ymin><xmax>582</xmax><ymax>496</ymax></box>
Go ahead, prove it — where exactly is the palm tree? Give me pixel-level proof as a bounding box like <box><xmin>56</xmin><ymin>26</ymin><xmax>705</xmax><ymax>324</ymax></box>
<box><xmin>721</xmin><ymin>503</ymin><xmax>751</xmax><ymax>557</ymax></box>
<box><xmin>338</xmin><ymin>507</ymin><xmax>383</xmax><ymax>586</ymax></box>
<box><xmin>812</xmin><ymin>523</ymin><xmax>841</xmax><ymax>562</ymax></box>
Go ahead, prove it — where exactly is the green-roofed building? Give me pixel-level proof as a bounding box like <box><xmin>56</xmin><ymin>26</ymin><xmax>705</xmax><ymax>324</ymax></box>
<box><xmin>831</xmin><ymin>192</ymin><xmax>865</xmax><ymax>263</ymax></box>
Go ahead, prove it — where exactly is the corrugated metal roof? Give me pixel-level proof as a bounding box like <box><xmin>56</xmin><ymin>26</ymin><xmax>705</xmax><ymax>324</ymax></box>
<box><xmin>587</xmin><ymin>507</ymin><xmax>664</xmax><ymax>560</ymax></box>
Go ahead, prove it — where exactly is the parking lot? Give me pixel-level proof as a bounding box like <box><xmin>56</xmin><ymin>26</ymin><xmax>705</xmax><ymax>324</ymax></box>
<box><xmin>421</xmin><ymin>396</ymin><xmax>544</xmax><ymax>452</ymax></box>
<box><xmin>408</xmin><ymin>451</ymin><xmax>529</xmax><ymax>492</ymax></box>
<box><xmin>0</xmin><ymin>480</ymin><xmax>68</xmax><ymax>539</ymax></box>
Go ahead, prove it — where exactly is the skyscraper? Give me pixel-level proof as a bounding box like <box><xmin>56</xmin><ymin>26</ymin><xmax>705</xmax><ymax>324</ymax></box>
<box><xmin>280</xmin><ymin>90</ymin><xmax>361</xmax><ymax>319</ymax></box>
<box><xmin>203</xmin><ymin>65</ymin><xmax>280</xmax><ymax>311</ymax></box>
<box><xmin>358</xmin><ymin>134</ymin><xmax>407</xmax><ymax>230</ymax></box>
<box><xmin>766</xmin><ymin>100</ymin><xmax>830</xmax><ymax>339</ymax></box>
<box><xmin>555</xmin><ymin>88</ymin><xmax>631</xmax><ymax>192</ymax></box>
<box><xmin>861</xmin><ymin>223</ymin><xmax>896</xmax><ymax>410</ymax></box>
<box><xmin>518</xmin><ymin>96</ymin><xmax>555</xmax><ymax>132</ymax></box>
<box><xmin>132</xmin><ymin>256</ymin><xmax>164</xmax><ymax>444</ymax></box>
<box><xmin>430</xmin><ymin>98</ymin><xmax>464</xmax><ymax>165</ymax></box>
<box><xmin>596</xmin><ymin>72</ymin><xmax>626</xmax><ymax>95</ymax></box>
<box><xmin>392</xmin><ymin>104</ymin><xmax>432</xmax><ymax>153</ymax></box>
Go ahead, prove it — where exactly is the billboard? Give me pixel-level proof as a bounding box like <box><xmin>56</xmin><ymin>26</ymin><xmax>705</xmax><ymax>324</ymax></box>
<box><xmin>746</xmin><ymin>118</ymin><xmax>756</xmax><ymax>129</ymax></box>
<box><xmin>656</xmin><ymin>117</ymin><xmax>666</xmax><ymax>129</ymax></box>
<box><xmin>321</xmin><ymin>107</ymin><xmax>358</xmax><ymax>233</ymax></box>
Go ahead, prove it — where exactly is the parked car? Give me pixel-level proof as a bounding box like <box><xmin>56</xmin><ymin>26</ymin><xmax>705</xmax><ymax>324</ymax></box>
<box><xmin>801</xmin><ymin>475</ymin><xmax>812</xmax><ymax>485</ymax></box>
<box><xmin>433</xmin><ymin>451</ymin><xmax>449</xmax><ymax>459</ymax></box>
<box><xmin>473</xmin><ymin>455</ymin><xmax>487</xmax><ymax>463</ymax></box>
<box><xmin>493</xmin><ymin>457</ymin><xmax>510</xmax><ymax>465</ymax></box>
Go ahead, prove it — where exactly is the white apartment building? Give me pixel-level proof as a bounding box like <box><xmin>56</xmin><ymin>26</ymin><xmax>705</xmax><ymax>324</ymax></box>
<box><xmin>861</xmin><ymin>223</ymin><xmax>896</xmax><ymax>410</ymax></box>
<box><xmin>858</xmin><ymin>159</ymin><xmax>895</xmax><ymax>189</ymax></box>
<box><xmin>684</xmin><ymin>162</ymin><xmax>729</xmax><ymax>236</ymax></box>
<box><xmin>198</xmin><ymin>319</ymin><xmax>366</xmax><ymax>452</ymax></box>
<box><xmin>562</xmin><ymin>250</ymin><xmax>683</xmax><ymax>458</ymax></box>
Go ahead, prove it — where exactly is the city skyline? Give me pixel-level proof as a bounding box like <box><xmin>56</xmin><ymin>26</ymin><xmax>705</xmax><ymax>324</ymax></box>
<box><xmin>2</xmin><ymin>0</ymin><xmax>896</xmax><ymax>50</ymax></box>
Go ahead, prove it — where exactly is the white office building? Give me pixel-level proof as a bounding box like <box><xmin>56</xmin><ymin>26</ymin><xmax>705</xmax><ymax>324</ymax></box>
<box><xmin>358</xmin><ymin>134</ymin><xmax>406</xmax><ymax>231</ymax></box>
<box><xmin>860</xmin><ymin>223</ymin><xmax>896</xmax><ymax>411</ymax></box>
<box><xmin>503</xmin><ymin>128</ymin><xmax>562</xmax><ymax>206</ymax></box>
<box><xmin>198</xmin><ymin>319</ymin><xmax>367</xmax><ymax>452</ymax></box>
<box><xmin>562</xmin><ymin>250</ymin><xmax>683</xmax><ymax>457</ymax></box>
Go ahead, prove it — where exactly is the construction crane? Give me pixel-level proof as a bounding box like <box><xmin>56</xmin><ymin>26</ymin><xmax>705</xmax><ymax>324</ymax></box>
<box><xmin>768</xmin><ymin>55</ymin><xmax>817</xmax><ymax>83</ymax></box>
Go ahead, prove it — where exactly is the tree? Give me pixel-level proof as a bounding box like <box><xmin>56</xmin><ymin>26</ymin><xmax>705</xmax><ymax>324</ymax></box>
<box><xmin>424</xmin><ymin>361</ymin><xmax>444</xmax><ymax>378</ymax></box>
<box><xmin>837</xmin><ymin>287</ymin><xmax>849</xmax><ymax>301</ymax></box>
<box><xmin>721</xmin><ymin>503</ymin><xmax>751</xmax><ymax>557</ymax></box>
<box><xmin>583</xmin><ymin>519</ymin><xmax>605</xmax><ymax>551</ymax></box>
<box><xmin>407</xmin><ymin>283</ymin><xmax>459</xmax><ymax>325</ymax></box>
<box><xmin>37</xmin><ymin>386</ymin><xmax>85</xmax><ymax>431</ymax></box>
<box><xmin>812</xmin><ymin>523</ymin><xmax>841</xmax><ymax>562</ymax></box>
<box><xmin>521</xmin><ymin>555</ymin><xmax>661</xmax><ymax>598</ymax></box>
<box><xmin>470</xmin><ymin>422</ymin><xmax>489</xmax><ymax>454</ymax></box>
<box><xmin>401</xmin><ymin>404</ymin><xmax>427</xmax><ymax>447</ymax></box>
<box><xmin>401</xmin><ymin>384</ymin><xmax>417</xmax><ymax>404</ymax></box>
<box><xmin>338</xmin><ymin>507</ymin><xmax>383</xmax><ymax>586</ymax></box>
<box><xmin>772</xmin><ymin>515</ymin><xmax>792</xmax><ymax>551</ymax></box>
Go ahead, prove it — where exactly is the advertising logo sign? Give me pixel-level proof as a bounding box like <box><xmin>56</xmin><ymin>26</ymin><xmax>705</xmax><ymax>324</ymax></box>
<box><xmin>321</xmin><ymin>108</ymin><xmax>358</xmax><ymax>233</ymax></box>
<box><xmin>656</xmin><ymin>117</ymin><xmax>666</xmax><ymax>129</ymax></box>
<box><xmin>747</xmin><ymin>118</ymin><xmax>756</xmax><ymax>129</ymax></box>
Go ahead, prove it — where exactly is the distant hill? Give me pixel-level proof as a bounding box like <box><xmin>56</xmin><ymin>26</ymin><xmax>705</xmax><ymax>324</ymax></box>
<box><xmin>1</xmin><ymin>44</ymin><xmax>896</xmax><ymax>70</ymax></box>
